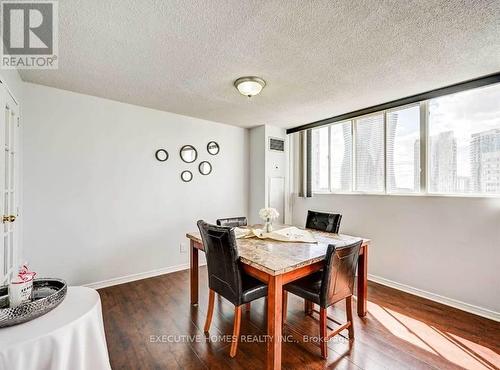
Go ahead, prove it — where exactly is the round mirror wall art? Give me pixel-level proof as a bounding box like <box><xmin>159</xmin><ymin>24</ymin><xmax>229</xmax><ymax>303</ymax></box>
<box><xmin>199</xmin><ymin>161</ymin><xmax>212</xmax><ymax>175</ymax></box>
<box><xmin>181</xmin><ymin>170</ymin><xmax>193</xmax><ymax>182</ymax></box>
<box><xmin>155</xmin><ymin>149</ymin><xmax>169</xmax><ymax>162</ymax></box>
<box><xmin>207</xmin><ymin>141</ymin><xmax>220</xmax><ymax>155</ymax></box>
<box><xmin>180</xmin><ymin>145</ymin><xmax>198</xmax><ymax>163</ymax></box>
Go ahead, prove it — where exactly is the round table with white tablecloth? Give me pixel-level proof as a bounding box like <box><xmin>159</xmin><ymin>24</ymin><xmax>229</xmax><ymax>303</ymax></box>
<box><xmin>0</xmin><ymin>286</ymin><xmax>111</xmax><ymax>370</ymax></box>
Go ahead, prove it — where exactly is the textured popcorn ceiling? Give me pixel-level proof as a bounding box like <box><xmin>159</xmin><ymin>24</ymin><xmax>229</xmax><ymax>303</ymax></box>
<box><xmin>20</xmin><ymin>0</ymin><xmax>500</xmax><ymax>128</ymax></box>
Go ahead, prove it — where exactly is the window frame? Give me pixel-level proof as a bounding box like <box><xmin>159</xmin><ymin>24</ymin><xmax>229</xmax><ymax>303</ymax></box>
<box><xmin>384</xmin><ymin>103</ymin><xmax>423</xmax><ymax>195</ymax></box>
<box><xmin>311</xmin><ymin>125</ymin><xmax>331</xmax><ymax>193</ymax></box>
<box><xmin>330</xmin><ymin>119</ymin><xmax>353</xmax><ymax>193</ymax></box>
<box><xmin>310</xmin><ymin>88</ymin><xmax>500</xmax><ymax>198</ymax></box>
<box><xmin>313</xmin><ymin>103</ymin><xmax>423</xmax><ymax>196</ymax></box>
<box><xmin>424</xmin><ymin>92</ymin><xmax>500</xmax><ymax>197</ymax></box>
<box><xmin>311</xmin><ymin>119</ymin><xmax>354</xmax><ymax>194</ymax></box>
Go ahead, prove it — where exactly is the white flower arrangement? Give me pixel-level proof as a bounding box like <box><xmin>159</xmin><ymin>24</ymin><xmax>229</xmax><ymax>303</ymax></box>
<box><xmin>259</xmin><ymin>207</ymin><xmax>279</xmax><ymax>221</ymax></box>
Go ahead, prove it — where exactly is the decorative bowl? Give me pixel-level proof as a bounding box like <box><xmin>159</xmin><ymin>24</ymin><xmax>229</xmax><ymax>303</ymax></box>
<box><xmin>0</xmin><ymin>278</ymin><xmax>67</xmax><ymax>328</ymax></box>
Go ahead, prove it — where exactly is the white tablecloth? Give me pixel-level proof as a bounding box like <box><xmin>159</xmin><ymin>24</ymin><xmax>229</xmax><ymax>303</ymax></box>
<box><xmin>0</xmin><ymin>287</ymin><xmax>111</xmax><ymax>370</ymax></box>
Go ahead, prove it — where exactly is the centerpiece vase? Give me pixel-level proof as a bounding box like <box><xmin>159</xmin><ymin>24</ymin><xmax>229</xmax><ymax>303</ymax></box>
<box><xmin>264</xmin><ymin>218</ymin><xmax>273</xmax><ymax>233</ymax></box>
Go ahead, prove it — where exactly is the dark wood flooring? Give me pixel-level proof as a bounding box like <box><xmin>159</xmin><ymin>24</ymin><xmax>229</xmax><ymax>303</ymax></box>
<box><xmin>99</xmin><ymin>267</ymin><xmax>500</xmax><ymax>369</ymax></box>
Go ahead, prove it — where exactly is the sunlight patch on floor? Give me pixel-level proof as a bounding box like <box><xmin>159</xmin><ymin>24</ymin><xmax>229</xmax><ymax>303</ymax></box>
<box><xmin>367</xmin><ymin>302</ymin><xmax>499</xmax><ymax>370</ymax></box>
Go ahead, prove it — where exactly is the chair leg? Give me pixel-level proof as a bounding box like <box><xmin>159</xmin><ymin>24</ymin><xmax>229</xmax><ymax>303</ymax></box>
<box><xmin>319</xmin><ymin>307</ymin><xmax>328</xmax><ymax>359</ymax></box>
<box><xmin>304</xmin><ymin>299</ymin><xmax>313</xmax><ymax>315</ymax></box>
<box><xmin>346</xmin><ymin>295</ymin><xmax>354</xmax><ymax>339</ymax></box>
<box><xmin>245</xmin><ymin>303</ymin><xmax>251</xmax><ymax>311</ymax></box>
<box><xmin>282</xmin><ymin>291</ymin><xmax>288</xmax><ymax>323</ymax></box>
<box><xmin>230</xmin><ymin>305</ymin><xmax>242</xmax><ymax>358</ymax></box>
<box><xmin>204</xmin><ymin>289</ymin><xmax>215</xmax><ymax>333</ymax></box>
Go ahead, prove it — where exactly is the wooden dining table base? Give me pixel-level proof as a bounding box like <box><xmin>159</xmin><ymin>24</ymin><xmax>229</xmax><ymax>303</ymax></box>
<box><xmin>189</xmin><ymin>239</ymin><xmax>368</xmax><ymax>370</ymax></box>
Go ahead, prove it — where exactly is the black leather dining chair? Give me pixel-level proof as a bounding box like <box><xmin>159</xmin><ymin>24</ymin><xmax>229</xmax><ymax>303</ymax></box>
<box><xmin>216</xmin><ymin>217</ymin><xmax>252</xmax><ymax>311</ymax></box>
<box><xmin>197</xmin><ymin>220</ymin><xmax>268</xmax><ymax>358</ymax></box>
<box><xmin>305</xmin><ymin>210</ymin><xmax>342</xmax><ymax>234</ymax></box>
<box><xmin>216</xmin><ymin>217</ymin><xmax>248</xmax><ymax>227</ymax></box>
<box><xmin>282</xmin><ymin>240</ymin><xmax>362</xmax><ymax>359</ymax></box>
<box><xmin>304</xmin><ymin>210</ymin><xmax>343</xmax><ymax>314</ymax></box>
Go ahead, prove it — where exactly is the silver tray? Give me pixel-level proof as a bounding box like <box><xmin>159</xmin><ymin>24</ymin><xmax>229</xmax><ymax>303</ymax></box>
<box><xmin>0</xmin><ymin>278</ymin><xmax>67</xmax><ymax>328</ymax></box>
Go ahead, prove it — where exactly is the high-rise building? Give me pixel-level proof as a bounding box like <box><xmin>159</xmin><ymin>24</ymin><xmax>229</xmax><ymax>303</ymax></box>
<box><xmin>387</xmin><ymin>110</ymin><xmax>420</xmax><ymax>193</ymax></box>
<box><xmin>430</xmin><ymin>131</ymin><xmax>457</xmax><ymax>192</ymax></box>
<box><xmin>470</xmin><ymin>128</ymin><xmax>500</xmax><ymax>193</ymax></box>
<box><xmin>386</xmin><ymin>112</ymin><xmax>397</xmax><ymax>191</ymax></box>
<box><xmin>355</xmin><ymin>115</ymin><xmax>384</xmax><ymax>191</ymax></box>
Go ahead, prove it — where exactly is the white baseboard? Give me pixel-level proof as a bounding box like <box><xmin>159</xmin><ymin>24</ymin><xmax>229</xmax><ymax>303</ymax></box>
<box><xmin>85</xmin><ymin>262</ymin><xmax>206</xmax><ymax>290</ymax></box>
<box><xmin>368</xmin><ymin>274</ymin><xmax>500</xmax><ymax>322</ymax></box>
<box><xmin>84</xmin><ymin>266</ymin><xmax>499</xmax><ymax>322</ymax></box>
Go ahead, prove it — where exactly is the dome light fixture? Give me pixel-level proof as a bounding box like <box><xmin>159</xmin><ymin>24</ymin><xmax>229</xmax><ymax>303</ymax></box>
<box><xmin>234</xmin><ymin>76</ymin><xmax>266</xmax><ymax>97</ymax></box>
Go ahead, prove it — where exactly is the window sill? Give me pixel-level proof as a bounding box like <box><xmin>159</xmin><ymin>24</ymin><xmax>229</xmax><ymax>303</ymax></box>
<box><xmin>311</xmin><ymin>191</ymin><xmax>500</xmax><ymax>199</ymax></box>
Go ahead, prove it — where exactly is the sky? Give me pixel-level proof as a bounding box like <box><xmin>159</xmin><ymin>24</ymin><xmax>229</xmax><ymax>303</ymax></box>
<box><xmin>429</xmin><ymin>82</ymin><xmax>500</xmax><ymax>177</ymax></box>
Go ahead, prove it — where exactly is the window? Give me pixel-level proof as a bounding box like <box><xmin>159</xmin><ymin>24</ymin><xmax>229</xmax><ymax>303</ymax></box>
<box><xmin>355</xmin><ymin>114</ymin><xmax>385</xmax><ymax>192</ymax></box>
<box><xmin>331</xmin><ymin>121</ymin><xmax>352</xmax><ymax>192</ymax></box>
<box><xmin>311</xmin><ymin>126</ymin><xmax>329</xmax><ymax>192</ymax></box>
<box><xmin>386</xmin><ymin>105</ymin><xmax>421</xmax><ymax>193</ymax></box>
<box><xmin>428</xmin><ymin>83</ymin><xmax>500</xmax><ymax>195</ymax></box>
<box><xmin>308</xmin><ymin>82</ymin><xmax>500</xmax><ymax>197</ymax></box>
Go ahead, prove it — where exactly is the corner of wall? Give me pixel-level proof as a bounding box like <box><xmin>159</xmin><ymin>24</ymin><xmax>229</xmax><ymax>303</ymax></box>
<box><xmin>0</xmin><ymin>69</ymin><xmax>24</xmax><ymax>102</ymax></box>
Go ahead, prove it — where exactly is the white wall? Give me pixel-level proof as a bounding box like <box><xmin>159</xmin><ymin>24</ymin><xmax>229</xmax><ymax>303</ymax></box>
<box><xmin>292</xmin><ymin>193</ymin><xmax>500</xmax><ymax>318</ymax></box>
<box><xmin>249</xmin><ymin>126</ymin><xmax>266</xmax><ymax>224</ymax></box>
<box><xmin>266</xmin><ymin>126</ymin><xmax>287</xmax><ymax>223</ymax></box>
<box><xmin>248</xmin><ymin>125</ymin><xmax>287</xmax><ymax>224</ymax></box>
<box><xmin>23</xmin><ymin>83</ymin><xmax>249</xmax><ymax>286</ymax></box>
<box><xmin>0</xmin><ymin>70</ymin><xmax>23</xmax><ymax>101</ymax></box>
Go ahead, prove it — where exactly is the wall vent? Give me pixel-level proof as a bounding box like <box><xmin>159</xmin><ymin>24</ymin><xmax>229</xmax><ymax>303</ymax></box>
<box><xmin>269</xmin><ymin>137</ymin><xmax>285</xmax><ymax>152</ymax></box>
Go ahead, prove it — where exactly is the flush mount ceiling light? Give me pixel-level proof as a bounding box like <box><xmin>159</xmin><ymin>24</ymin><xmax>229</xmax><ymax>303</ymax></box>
<box><xmin>234</xmin><ymin>76</ymin><xmax>266</xmax><ymax>97</ymax></box>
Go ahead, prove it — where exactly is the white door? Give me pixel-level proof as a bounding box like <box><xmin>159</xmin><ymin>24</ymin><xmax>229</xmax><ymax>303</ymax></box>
<box><xmin>0</xmin><ymin>84</ymin><xmax>19</xmax><ymax>285</ymax></box>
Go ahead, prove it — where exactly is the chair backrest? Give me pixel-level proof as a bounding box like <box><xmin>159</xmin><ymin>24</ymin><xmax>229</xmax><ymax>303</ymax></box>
<box><xmin>305</xmin><ymin>210</ymin><xmax>342</xmax><ymax>233</ymax></box>
<box><xmin>197</xmin><ymin>220</ymin><xmax>242</xmax><ymax>305</ymax></box>
<box><xmin>319</xmin><ymin>240</ymin><xmax>362</xmax><ymax>308</ymax></box>
<box><xmin>216</xmin><ymin>217</ymin><xmax>248</xmax><ymax>228</ymax></box>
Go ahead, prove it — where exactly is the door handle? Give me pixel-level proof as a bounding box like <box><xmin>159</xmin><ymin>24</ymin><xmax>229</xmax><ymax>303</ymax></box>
<box><xmin>2</xmin><ymin>215</ymin><xmax>16</xmax><ymax>223</ymax></box>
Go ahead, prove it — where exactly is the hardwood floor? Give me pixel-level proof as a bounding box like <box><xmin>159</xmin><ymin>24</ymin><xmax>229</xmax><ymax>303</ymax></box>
<box><xmin>99</xmin><ymin>267</ymin><xmax>500</xmax><ymax>369</ymax></box>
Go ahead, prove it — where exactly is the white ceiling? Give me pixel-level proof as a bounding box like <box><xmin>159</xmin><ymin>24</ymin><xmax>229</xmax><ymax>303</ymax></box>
<box><xmin>20</xmin><ymin>0</ymin><xmax>500</xmax><ymax>129</ymax></box>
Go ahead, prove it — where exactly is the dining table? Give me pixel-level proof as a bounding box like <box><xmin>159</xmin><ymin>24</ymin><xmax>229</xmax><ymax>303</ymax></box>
<box><xmin>186</xmin><ymin>225</ymin><xmax>370</xmax><ymax>370</ymax></box>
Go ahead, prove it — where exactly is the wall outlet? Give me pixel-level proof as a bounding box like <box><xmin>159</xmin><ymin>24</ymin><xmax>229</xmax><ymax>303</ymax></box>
<box><xmin>180</xmin><ymin>243</ymin><xmax>187</xmax><ymax>253</ymax></box>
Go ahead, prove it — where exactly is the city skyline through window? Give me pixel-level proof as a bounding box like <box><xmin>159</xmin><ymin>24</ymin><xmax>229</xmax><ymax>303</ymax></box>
<box><xmin>310</xmin><ymin>82</ymin><xmax>500</xmax><ymax>196</ymax></box>
<box><xmin>429</xmin><ymin>83</ymin><xmax>500</xmax><ymax>194</ymax></box>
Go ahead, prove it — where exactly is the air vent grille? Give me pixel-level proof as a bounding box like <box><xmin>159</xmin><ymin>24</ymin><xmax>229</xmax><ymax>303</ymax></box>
<box><xmin>269</xmin><ymin>137</ymin><xmax>285</xmax><ymax>152</ymax></box>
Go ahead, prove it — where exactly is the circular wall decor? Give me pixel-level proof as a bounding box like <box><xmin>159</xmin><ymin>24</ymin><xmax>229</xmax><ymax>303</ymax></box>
<box><xmin>207</xmin><ymin>141</ymin><xmax>220</xmax><ymax>155</ymax></box>
<box><xmin>180</xmin><ymin>145</ymin><xmax>198</xmax><ymax>163</ymax></box>
<box><xmin>199</xmin><ymin>161</ymin><xmax>212</xmax><ymax>175</ymax></box>
<box><xmin>155</xmin><ymin>149</ymin><xmax>169</xmax><ymax>162</ymax></box>
<box><xmin>181</xmin><ymin>170</ymin><xmax>193</xmax><ymax>182</ymax></box>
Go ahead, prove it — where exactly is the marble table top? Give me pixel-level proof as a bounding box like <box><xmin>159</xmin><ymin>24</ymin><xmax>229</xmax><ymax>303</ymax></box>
<box><xmin>186</xmin><ymin>225</ymin><xmax>370</xmax><ymax>276</ymax></box>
